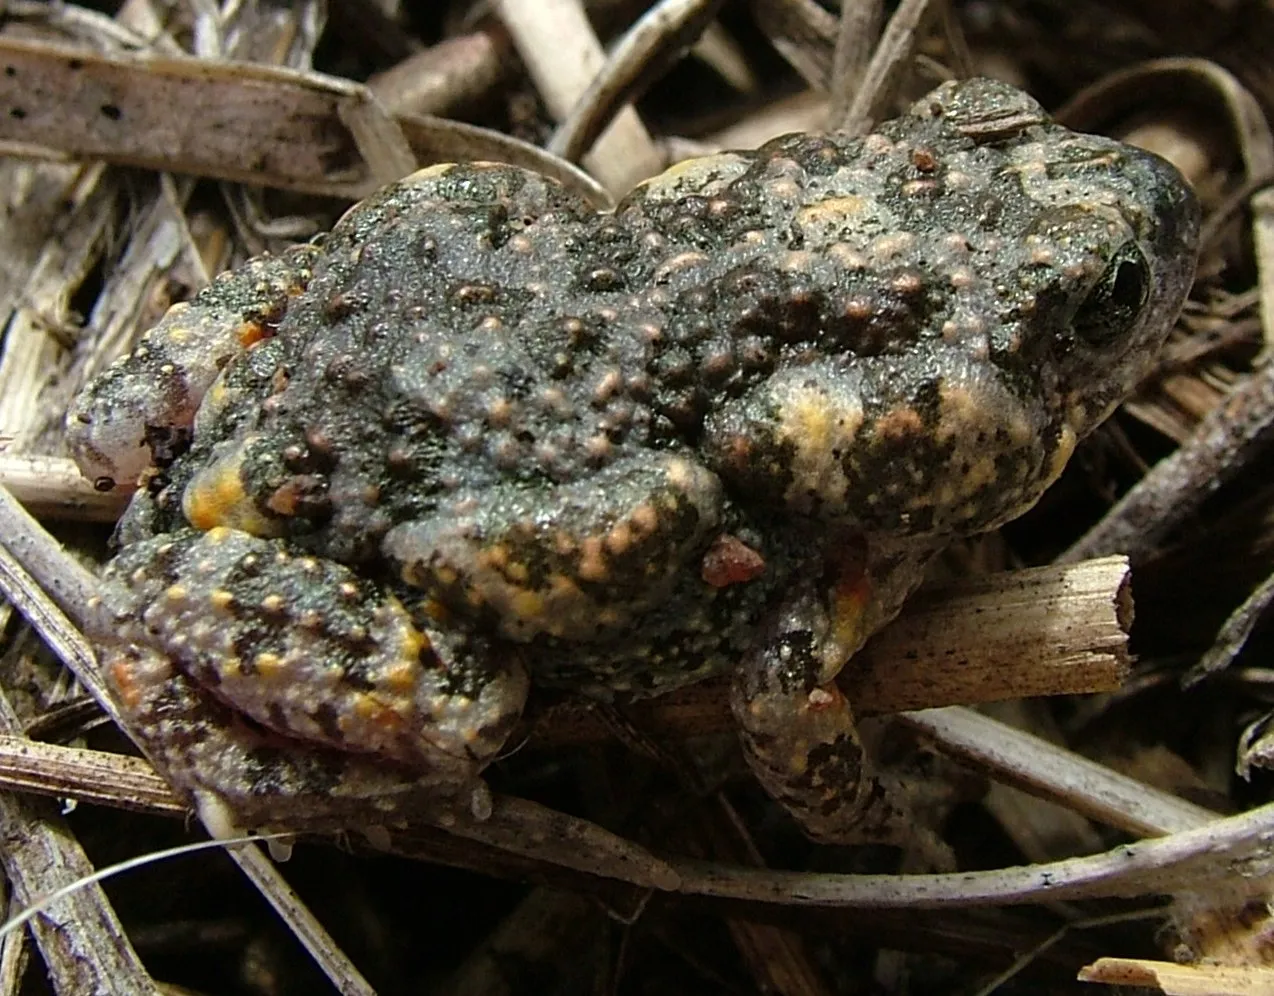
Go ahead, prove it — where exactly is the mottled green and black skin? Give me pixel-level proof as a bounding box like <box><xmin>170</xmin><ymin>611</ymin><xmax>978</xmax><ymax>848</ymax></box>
<box><xmin>68</xmin><ymin>79</ymin><xmax>1199</xmax><ymax>843</ymax></box>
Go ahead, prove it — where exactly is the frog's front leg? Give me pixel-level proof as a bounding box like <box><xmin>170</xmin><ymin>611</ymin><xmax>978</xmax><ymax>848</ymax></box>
<box><xmin>384</xmin><ymin>453</ymin><xmax>724</xmax><ymax>644</ymax></box>
<box><xmin>730</xmin><ymin>538</ymin><xmax>940</xmax><ymax>846</ymax></box>
<box><xmin>66</xmin><ymin>244</ymin><xmax>320</xmax><ymax>493</ymax></box>
<box><xmin>90</xmin><ymin>526</ymin><xmax>528</xmax><ymax>830</ymax></box>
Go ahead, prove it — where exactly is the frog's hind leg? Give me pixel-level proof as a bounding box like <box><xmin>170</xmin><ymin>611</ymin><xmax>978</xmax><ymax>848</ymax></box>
<box><xmin>730</xmin><ymin>539</ymin><xmax>946</xmax><ymax>853</ymax></box>
<box><xmin>66</xmin><ymin>244</ymin><xmax>321</xmax><ymax>493</ymax></box>
<box><xmin>99</xmin><ymin>642</ymin><xmax>488</xmax><ymax>837</ymax></box>
<box><xmin>90</xmin><ymin>526</ymin><xmax>528</xmax><ymax>827</ymax></box>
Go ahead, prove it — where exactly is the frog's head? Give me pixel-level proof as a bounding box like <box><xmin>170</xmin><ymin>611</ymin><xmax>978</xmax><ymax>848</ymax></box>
<box><xmin>926</xmin><ymin>78</ymin><xmax>1202</xmax><ymax>443</ymax></box>
<box><xmin>701</xmin><ymin>78</ymin><xmax>1199</xmax><ymax>537</ymax></box>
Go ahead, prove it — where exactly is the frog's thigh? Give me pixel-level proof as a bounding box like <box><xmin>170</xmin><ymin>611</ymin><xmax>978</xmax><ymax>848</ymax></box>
<box><xmin>729</xmin><ymin>581</ymin><xmax>894</xmax><ymax>843</ymax></box>
<box><xmin>93</xmin><ymin>527</ymin><xmax>528</xmax><ymax>775</ymax></box>
<box><xmin>100</xmin><ymin>643</ymin><xmax>485</xmax><ymax>834</ymax></box>
<box><xmin>386</xmin><ymin>454</ymin><xmax>723</xmax><ymax>642</ymax></box>
<box><xmin>66</xmin><ymin>245</ymin><xmax>319</xmax><ymax>492</ymax></box>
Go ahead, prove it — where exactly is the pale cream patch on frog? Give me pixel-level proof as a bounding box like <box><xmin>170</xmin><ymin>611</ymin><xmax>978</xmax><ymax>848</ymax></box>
<box><xmin>794</xmin><ymin>190</ymin><xmax>898</xmax><ymax>248</ymax></box>
<box><xmin>919</xmin><ymin>379</ymin><xmax>1042</xmax><ymax>523</ymax></box>
<box><xmin>631</xmin><ymin>152</ymin><xmax>751</xmax><ymax>203</ymax></box>
<box><xmin>773</xmin><ymin>380</ymin><xmax>866</xmax><ymax>515</ymax></box>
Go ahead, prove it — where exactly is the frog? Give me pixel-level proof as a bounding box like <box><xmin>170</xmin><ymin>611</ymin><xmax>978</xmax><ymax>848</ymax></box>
<box><xmin>66</xmin><ymin>78</ymin><xmax>1199</xmax><ymax>847</ymax></box>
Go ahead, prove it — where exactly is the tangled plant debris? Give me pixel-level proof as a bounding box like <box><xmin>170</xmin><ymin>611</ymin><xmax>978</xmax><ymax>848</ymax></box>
<box><xmin>1</xmin><ymin>2</ymin><xmax>1274</xmax><ymax>994</ymax></box>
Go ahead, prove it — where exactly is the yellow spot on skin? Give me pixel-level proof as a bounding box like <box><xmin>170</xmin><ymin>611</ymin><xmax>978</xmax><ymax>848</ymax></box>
<box><xmin>204</xmin><ymin>382</ymin><xmax>230</xmax><ymax>411</ymax></box>
<box><xmin>961</xmin><ymin>455</ymin><xmax>999</xmax><ymax>492</ymax></box>
<box><xmin>933</xmin><ymin>382</ymin><xmax>982</xmax><ymax>443</ymax></box>
<box><xmin>1042</xmin><ymin>422</ymin><xmax>1078</xmax><ymax>488</ymax></box>
<box><xmin>209</xmin><ymin>589</ymin><xmax>235</xmax><ymax>612</ymax></box>
<box><xmin>800</xmin><ymin>196</ymin><xmax>867</xmax><ymax>226</ymax></box>
<box><xmin>479</xmin><ymin>546</ymin><xmax>509</xmax><ymax>569</ymax></box>
<box><xmin>664</xmin><ymin>457</ymin><xmax>696</xmax><ymax>491</ymax></box>
<box><xmin>236</xmin><ymin>320</ymin><xmax>268</xmax><ymax>348</ymax></box>
<box><xmin>504</xmin><ymin>561</ymin><xmax>529</xmax><ymax>584</ymax></box>
<box><xmin>253</xmin><ymin>652</ymin><xmax>285</xmax><ymax>678</ymax></box>
<box><xmin>828</xmin><ymin>574</ymin><xmax>872</xmax><ymax>673</ymax></box>
<box><xmin>261</xmin><ymin>593</ymin><xmax>285</xmax><ymax>614</ymax></box>
<box><xmin>182</xmin><ymin>441</ymin><xmax>281</xmax><ymax>536</ymax></box>
<box><xmin>351</xmin><ymin>693</ymin><xmax>407</xmax><ymax>730</ymax></box>
<box><xmin>164</xmin><ymin>584</ymin><xmax>188</xmax><ymax>603</ymax></box>
<box><xmin>383</xmin><ymin>660</ymin><xmax>418</xmax><ymax>693</ymax></box>
<box><xmin>511</xmin><ymin>590</ymin><xmax>544</xmax><ymax>619</ymax></box>
<box><xmin>547</xmin><ymin>573</ymin><xmax>583</xmax><ymax>600</ymax></box>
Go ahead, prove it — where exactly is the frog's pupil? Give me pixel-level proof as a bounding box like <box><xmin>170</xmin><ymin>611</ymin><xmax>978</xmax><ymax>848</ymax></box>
<box><xmin>1108</xmin><ymin>257</ymin><xmax>1147</xmax><ymax>312</ymax></box>
<box><xmin>1073</xmin><ymin>244</ymin><xmax>1149</xmax><ymax>346</ymax></box>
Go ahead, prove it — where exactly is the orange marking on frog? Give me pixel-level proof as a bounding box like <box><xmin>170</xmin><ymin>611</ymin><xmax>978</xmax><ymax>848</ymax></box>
<box><xmin>828</xmin><ymin>539</ymin><xmax>873</xmax><ymax>656</ymax></box>
<box><xmin>108</xmin><ymin>658</ymin><xmax>143</xmax><ymax>708</ymax></box>
<box><xmin>236</xmin><ymin>320</ymin><xmax>268</xmax><ymax>348</ymax></box>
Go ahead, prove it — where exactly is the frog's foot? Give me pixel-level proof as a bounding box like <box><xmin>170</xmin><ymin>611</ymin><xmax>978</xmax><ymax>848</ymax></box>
<box><xmin>385</xmin><ymin>453</ymin><xmax>723</xmax><ymax>642</ymax></box>
<box><xmin>99</xmin><ymin>642</ymin><xmax>490</xmax><ymax>838</ymax></box>
<box><xmin>66</xmin><ymin>245</ymin><xmax>320</xmax><ymax>493</ymax></box>
<box><xmin>91</xmin><ymin>527</ymin><xmax>528</xmax><ymax>798</ymax></box>
<box><xmin>730</xmin><ymin>553</ymin><xmax>946</xmax><ymax>858</ymax></box>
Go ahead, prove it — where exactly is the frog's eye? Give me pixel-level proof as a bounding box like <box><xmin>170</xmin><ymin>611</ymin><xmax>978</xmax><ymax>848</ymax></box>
<box><xmin>1072</xmin><ymin>242</ymin><xmax>1149</xmax><ymax>347</ymax></box>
